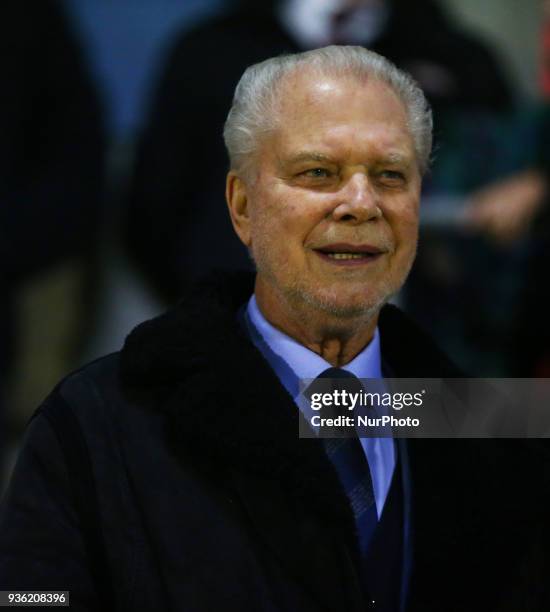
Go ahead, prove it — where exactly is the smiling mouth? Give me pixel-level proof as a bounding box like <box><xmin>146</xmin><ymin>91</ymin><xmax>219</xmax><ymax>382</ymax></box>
<box><xmin>323</xmin><ymin>252</ymin><xmax>374</xmax><ymax>260</ymax></box>
<box><xmin>313</xmin><ymin>243</ymin><xmax>385</xmax><ymax>265</ymax></box>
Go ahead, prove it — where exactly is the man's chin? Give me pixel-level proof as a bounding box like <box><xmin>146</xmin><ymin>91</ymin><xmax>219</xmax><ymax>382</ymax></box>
<box><xmin>298</xmin><ymin>288</ymin><xmax>390</xmax><ymax>320</ymax></box>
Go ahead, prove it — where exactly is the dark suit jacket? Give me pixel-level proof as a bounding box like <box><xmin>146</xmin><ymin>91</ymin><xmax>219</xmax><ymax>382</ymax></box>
<box><xmin>1</xmin><ymin>274</ymin><xmax>549</xmax><ymax>611</ymax></box>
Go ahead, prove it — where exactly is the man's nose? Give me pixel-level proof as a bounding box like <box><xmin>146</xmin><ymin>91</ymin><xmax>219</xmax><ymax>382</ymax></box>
<box><xmin>331</xmin><ymin>173</ymin><xmax>382</xmax><ymax>224</ymax></box>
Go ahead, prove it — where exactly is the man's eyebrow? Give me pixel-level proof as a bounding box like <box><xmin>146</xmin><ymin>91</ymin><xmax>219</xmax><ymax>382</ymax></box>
<box><xmin>283</xmin><ymin>151</ymin><xmax>336</xmax><ymax>165</ymax></box>
<box><xmin>280</xmin><ymin>150</ymin><xmax>414</xmax><ymax>168</ymax></box>
<box><xmin>380</xmin><ymin>152</ymin><xmax>412</xmax><ymax>166</ymax></box>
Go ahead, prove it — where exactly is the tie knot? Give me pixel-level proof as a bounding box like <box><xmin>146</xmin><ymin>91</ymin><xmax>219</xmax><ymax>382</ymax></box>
<box><xmin>303</xmin><ymin>369</ymin><xmax>366</xmax><ymax>437</ymax></box>
<box><xmin>317</xmin><ymin>367</ymin><xmax>357</xmax><ymax>380</ymax></box>
<box><xmin>310</xmin><ymin>368</ymin><xmax>364</xmax><ymax>396</ymax></box>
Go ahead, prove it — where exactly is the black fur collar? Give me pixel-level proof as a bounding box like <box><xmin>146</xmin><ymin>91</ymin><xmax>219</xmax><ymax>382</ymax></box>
<box><xmin>120</xmin><ymin>271</ymin><xmax>458</xmax><ymax>386</ymax></box>
<box><xmin>119</xmin><ymin>273</ymin><xmax>351</xmax><ymax>527</ymax></box>
<box><xmin>119</xmin><ymin>272</ymin><xmax>458</xmax><ymax>539</ymax></box>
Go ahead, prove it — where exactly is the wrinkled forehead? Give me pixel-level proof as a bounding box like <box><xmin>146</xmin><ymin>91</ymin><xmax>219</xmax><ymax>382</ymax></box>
<box><xmin>273</xmin><ymin>66</ymin><xmax>409</xmax><ymax>134</ymax></box>
<box><xmin>265</xmin><ymin>67</ymin><xmax>414</xmax><ymax>158</ymax></box>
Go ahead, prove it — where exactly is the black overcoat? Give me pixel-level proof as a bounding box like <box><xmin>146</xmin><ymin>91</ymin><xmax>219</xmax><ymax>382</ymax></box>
<box><xmin>1</xmin><ymin>275</ymin><xmax>549</xmax><ymax>611</ymax></box>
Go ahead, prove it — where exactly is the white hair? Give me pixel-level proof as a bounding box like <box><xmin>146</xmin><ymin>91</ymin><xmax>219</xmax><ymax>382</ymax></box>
<box><xmin>223</xmin><ymin>45</ymin><xmax>433</xmax><ymax>177</ymax></box>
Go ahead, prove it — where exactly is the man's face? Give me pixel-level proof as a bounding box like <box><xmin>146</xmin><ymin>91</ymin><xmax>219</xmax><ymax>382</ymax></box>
<box><xmin>229</xmin><ymin>70</ymin><xmax>421</xmax><ymax>322</ymax></box>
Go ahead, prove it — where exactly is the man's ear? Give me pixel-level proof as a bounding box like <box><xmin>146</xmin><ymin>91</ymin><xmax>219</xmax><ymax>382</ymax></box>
<box><xmin>226</xmin><ymin>171</ymin><xmax>252</xmax><ymax>247</ymax></box>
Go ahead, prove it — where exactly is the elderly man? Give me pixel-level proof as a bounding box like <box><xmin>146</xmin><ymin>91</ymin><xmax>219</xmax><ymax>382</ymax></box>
<box><xmin>0</xmin><ymin>46</ymin><xmax>549</xmax><ymax>612</ymax></box>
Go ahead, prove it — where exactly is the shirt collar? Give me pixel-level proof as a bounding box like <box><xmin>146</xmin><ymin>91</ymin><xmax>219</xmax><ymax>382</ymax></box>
<box><xmin>246</xmin><ymin>294</ymin><xmax>383</xmax><ymax>385</ymax></box>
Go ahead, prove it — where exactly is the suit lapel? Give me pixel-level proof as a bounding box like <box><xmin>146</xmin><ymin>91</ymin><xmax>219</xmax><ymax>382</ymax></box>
<box><xmin>397</xmin><ymin>439</ymin><xmax>413</xmax><ymax>612</ymax></box>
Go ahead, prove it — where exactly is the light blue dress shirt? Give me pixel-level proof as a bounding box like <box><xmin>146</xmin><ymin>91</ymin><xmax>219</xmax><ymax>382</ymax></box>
<box><xmin>245</xmin><ymin>295</ymin><xmax>396</xmax><ymax>518</ymax></box>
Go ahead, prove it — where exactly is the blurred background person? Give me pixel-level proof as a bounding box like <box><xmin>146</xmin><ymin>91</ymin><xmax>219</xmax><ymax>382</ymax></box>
<box><xmin>1</xmin><ymin>0</ymin><xmax>105</xmax><ymax>489</ymax></box>
<box><xmin>460</xmin><ymin>0</ymin><xmax>550</xmax><ymax>376</ymax></box>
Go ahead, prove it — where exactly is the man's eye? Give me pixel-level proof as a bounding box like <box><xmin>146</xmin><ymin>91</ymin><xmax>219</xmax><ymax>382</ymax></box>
<box><xmin>380</xmin><ymin>170</ymin><xmax>405</xmax><ymax>182</ymax></box>
<box><xmin>303</xmin><ymin>168</ymin><xmax>331</xmax><ymax>178</ymax></box>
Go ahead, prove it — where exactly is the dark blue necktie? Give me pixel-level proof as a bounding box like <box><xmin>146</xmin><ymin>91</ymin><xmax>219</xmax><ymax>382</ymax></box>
<box><xmin>307</xmin><ymin>367</ymin><xmax>378</xmax><ymax>558</ymax></box>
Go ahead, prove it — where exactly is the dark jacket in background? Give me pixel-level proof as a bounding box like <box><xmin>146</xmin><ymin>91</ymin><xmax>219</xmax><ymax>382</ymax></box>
<box><xmin>0</xmin><ymin>0</ymin><xmax>105</xmax><ymax>476</ymax></box>
<box><xmin>0</xmin><ymin>274</ymin><xmax>548</xmax><ymax>611</ymax></box>
<box><xmin>513</xmin><ymin>106</ymin><xmax>550</xmax><ymax>374</ymax></box>
<box><xmin>0</xmin><ymin>0</ymin><xmax>105</xmax><ymax>375</ymax></box>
